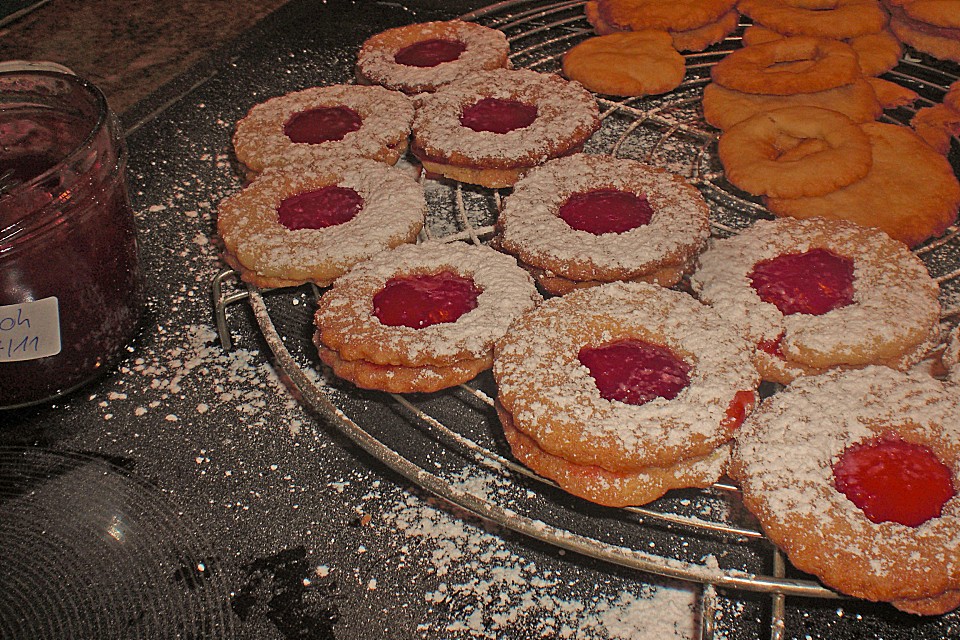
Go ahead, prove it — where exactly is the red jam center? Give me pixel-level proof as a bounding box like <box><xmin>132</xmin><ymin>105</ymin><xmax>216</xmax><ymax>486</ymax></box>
<box><xmin>557</xmin><ymin>189</ymin><xmax>655</xmax><ymax>235</ymax></box>
<box><xmin>721</xmin><ymin>390</ymin><xmax>756</xmax><ymax>433</ymax></box>
<box><xmin>749</xmin><ymin>248</ymin><xmax>855</xmax><ymax>316</ymax></box>
<box><xmin>283</xmin><ymin>106</ymin><xmax>362</xmax><ymax>144</ymax></box>
<box><xmin>833</xmin><ymin>434</ymin><xmax>955</xmax><ymax>527</ymax></box>
<box><xmin>578</xmin><ymin>339</ymin><xmax>691</xmax><ymax>406</ymax></box>
<box><xmin>276</xmin><ymin>186</ymin><xmax>363</xmax><ymax>230</ymax></box>
<box><xmin>373</xmin><ymin>271</ymin><xmax>482</xmax><ymax>329</ymax></box>
<box><xmin>460</xmin><ymin>98</ymin><xmax>538</xmax><ymax>134</ymax></box>
<box><xmin>394</xmin><ymin>38</ymin><xmax>467</xmax><ymax>67</ymax></box>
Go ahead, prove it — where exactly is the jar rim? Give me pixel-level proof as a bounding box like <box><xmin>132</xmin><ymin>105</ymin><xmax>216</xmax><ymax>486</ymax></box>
<box><xmin>0</xmin><ymin>70</ymin><xmax>111</xmax><ymax>200</ymax></box>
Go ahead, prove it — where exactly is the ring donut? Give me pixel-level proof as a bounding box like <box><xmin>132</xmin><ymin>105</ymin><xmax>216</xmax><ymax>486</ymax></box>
<box><xmin>356</xmin><ymin>20</ymin><xmax>510</xmax><ymax>94</ymax></box>
<box><xmin>717</xmin><ymin>106</ymin><xmax>873</xmax><ymax>198</ymax></box>
<box><xmin>314</xmin><ymin>241</ymin><xmax>541</xmax><ymax>393</ymax></box>
<box><xmin>495</xmin><ymin>153</ymin><xmax>710</xmax><ymax>293</ymax></box>
<box><xmin>710</xmin><ymin>36</ymin><xmax>861</xmax><ymax>95</ymax></box>
<box><xmin>232</xmin><ymin>84</ymin><xmax>415</xmax><ymax>175</ymax></box>
<box><xmin>493</xmin><ymin>281</ymin><xmax>759</xmax><ymax>473</ymax></box>
<box><xmin>410</xmin><ymin>68</ymin><xmax>600</xmax><ymax>188</ymax></box>
<box><xmin>216</xmin><ymin>157</ymin><xmax>425</xmax><ymax>288</ymax></box>
<box><xmin>730</xmin><ymin>366</ymin><xmax>960</xmax><ymax>613</ymax></box>
<box><xmin>690</xmin><ymin>217</ymin><xmax>941</xmax><ymax>384</ymax></box>
<box><xmin>738</xmin><ymin>0</ymin><xmax>890</xmax><ymax>40</ymax></box>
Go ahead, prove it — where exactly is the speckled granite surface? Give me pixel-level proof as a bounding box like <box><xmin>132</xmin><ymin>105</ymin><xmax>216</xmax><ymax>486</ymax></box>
<box><xmin>0</xmin><ymin>0</ymin><xmax>289</xmax><ymax>115</ymax></box>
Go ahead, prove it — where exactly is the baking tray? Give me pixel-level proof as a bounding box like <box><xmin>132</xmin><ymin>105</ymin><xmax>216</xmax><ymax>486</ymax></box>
<box><xmin>212</xmin><ymin>1</ymin><xmax>960</xmax><ymax>638</ymax></box>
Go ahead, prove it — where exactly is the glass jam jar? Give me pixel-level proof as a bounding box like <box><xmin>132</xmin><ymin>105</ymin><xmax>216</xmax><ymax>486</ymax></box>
<box><xmin>0</xmin><ymin>70</ymin><xmax>143</xmax><ymax>409</ymax></box>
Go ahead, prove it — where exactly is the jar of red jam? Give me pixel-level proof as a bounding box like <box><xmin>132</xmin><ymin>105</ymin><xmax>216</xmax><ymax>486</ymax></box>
<box><xmin>0</xmin><ymin>70</ymin><xmax>143</xmax><ymax>408</ymax></box>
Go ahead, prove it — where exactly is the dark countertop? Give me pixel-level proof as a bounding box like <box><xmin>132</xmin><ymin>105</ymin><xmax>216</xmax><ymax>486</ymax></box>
<box><xmin>2</xmin><ymin>2</ymin><xmax>960</xmax><ymax>639</ymax></box>
<box><xmin>0</xmin><ymin>0</ymin><xmax>289</xmax><ymax>116</ymax></box>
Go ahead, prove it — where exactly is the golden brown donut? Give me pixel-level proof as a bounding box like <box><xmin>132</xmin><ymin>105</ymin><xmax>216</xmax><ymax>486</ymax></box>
<box><xmin>741</xmin><ymin>25</ymin><xmax>903</xmax><ymax>76</ymax></box>
<box><xmin>717</xmin><ymin>106</ymin><xmax>874</xmax><ymax>198</ymax></box>
<box><xmin>711</xmin><ymin>36</ymin><xmax>862</xmax><ymax>95</ymax></box>
<box><xmin>562</xmin><ymin>31</ymin><xmax>686</xmax><ymax>97</ymax></box>
<box><xmin>585</xmin><ymin>2</ymin><xmax>740</xmax><ymax>50</ymax></box>
<box><xmin>902</xmin><ymin>0</ymin><xmax>960</xmax><ymax>29</ymax></box>
<box><xmin>890</xmin><ymin>14</ymin><xmax>960</xmax><ymax>63</ymax></box>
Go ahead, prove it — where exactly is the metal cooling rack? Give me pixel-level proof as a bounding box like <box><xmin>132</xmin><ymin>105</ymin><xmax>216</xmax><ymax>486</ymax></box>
<box><xmin>212</xmin><ymin>2</ymin><xmax>960</xmax><ymax>638</ymax></box>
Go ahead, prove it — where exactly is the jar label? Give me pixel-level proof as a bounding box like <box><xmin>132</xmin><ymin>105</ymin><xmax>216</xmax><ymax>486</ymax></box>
<box><xmin>0</xmin><ymin>297</ymin><xmax>62</xmax><ymax>362</ymax></box>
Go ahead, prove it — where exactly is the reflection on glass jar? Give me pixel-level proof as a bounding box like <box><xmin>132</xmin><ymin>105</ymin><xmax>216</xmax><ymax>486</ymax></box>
<box><xmin>0</xmin><ymin>70</ymin><xmax>143</xmax><ymax>409</ymax></box>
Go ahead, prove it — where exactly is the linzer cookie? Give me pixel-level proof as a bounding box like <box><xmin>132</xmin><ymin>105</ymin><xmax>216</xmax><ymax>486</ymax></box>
<box><xmin>690</xmin><ymin>217</ymin><xmax>941</xmax><ymax>385</ymax></box>
<box><xmin>410</xmin><ymin>68</ymin><xmax>600</xmax><ymax>188</ymax></box>
<box><xmin>356</xmin><ymin>20</ymin><xmax>510</xmax><ymax>94</ymax></box>
<box><xmin>313</xmin><ymin>241</ymin><xmax>541</xmax><ymax>393</ymax></box>
<box><xmin>493</xmin><ymin>282</ymin><xmax>758</xmax><ymax>500</ymax></box>
<box><xmin>232</xmin><ymin>84</ymin><xmax>415</xmax><ymax>176</ymax></box>
<box><xmin>499</xmin><ymin>408</ymin><xmax>731</xmax><ymax>508</ymax></box>
<box><xmin>495</xmin><ymin>153</ymin><xmax>710</xmax><ymax>294</ymax></box>
<box><xmin>217</xmin><ymin>157</ymin><xmax>425</xmax><ymax>288</ymax></box>
<box><xmin>730</xmin><ymin>366</ymin><xmax>960</xmax><ymax>615</ymax></box>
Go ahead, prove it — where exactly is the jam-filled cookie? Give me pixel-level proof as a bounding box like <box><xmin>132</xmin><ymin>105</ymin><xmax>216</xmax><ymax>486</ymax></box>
<box><xmin>313</xmin><ymin>241</ymin><xmax>541</xmax><ymax>394</ymax></box>
<box><xmin>495</xmin><ymin>154</ymin><xmax>710</xmax><ymax>294</ymax></box>
<box><xmin>500</xmin><ymin>405</ymin><xmax>731</xmax><ymax>507</ymax></box>
<box><xmin>232</xmin><ymin>84</ymin><xmax>415</xmax><ymax>176</ymax></box>
<box><xmin>217</xmin><ymin>157</ymin><xmax>425</xmax><ymax>288</ymax></box>
<box><xmin>356</xmin><ymin>20</ymin><xmax>511</xmax><ymax>94</ymax></box>
<box><xmin>493</xmin><ymin>282</ymin><xmax>758</xmax><ymax>476</ymax></box>
<box><xmin>410</xmin><ymin>68</ymin><xmax>601</xmax><ymax>188</ymax></box>
<box><xmin>730</xmin><ymin>366</ymin><xmax>960</xmax><ymax>614</ymax></box>
<box><xmin>690</xmin><ymin>217</ymin><xmax>941</xmax><ymax>385</ymax></box>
